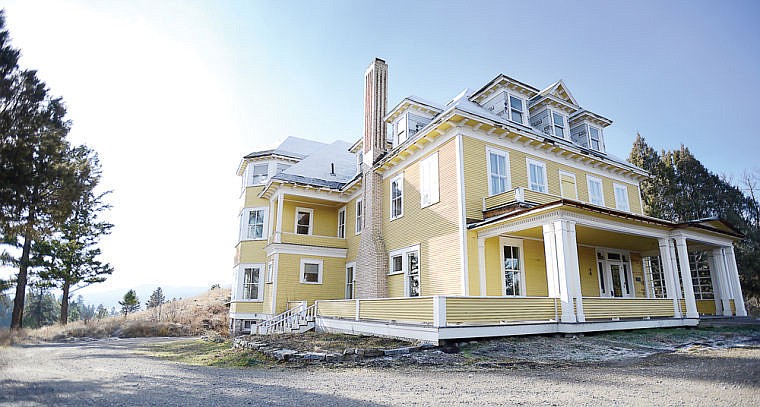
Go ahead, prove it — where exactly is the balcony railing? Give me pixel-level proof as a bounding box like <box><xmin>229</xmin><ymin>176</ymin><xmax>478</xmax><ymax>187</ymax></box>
<box><xmin>483</xmin><ymin>187</ymin><xmax>560</xmax><ymax>212</ymax></box>
<box><xmin>270</xmin><ymin>231</ymin><xmax>346</xmax><ymax>249</ymax></box>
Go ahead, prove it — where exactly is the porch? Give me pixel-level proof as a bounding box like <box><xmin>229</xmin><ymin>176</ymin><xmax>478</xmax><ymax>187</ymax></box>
<box><xmin>314</xmin><ymin>296</ymin><xmax>696</xmax><ymax>343</ymax></box>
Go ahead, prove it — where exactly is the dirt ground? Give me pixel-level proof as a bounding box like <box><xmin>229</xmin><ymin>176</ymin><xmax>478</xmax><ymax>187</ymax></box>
<box><xmin>1</xmin><ymin>335</ymin><xmax>759</xmax><ymax>406</ymax></box>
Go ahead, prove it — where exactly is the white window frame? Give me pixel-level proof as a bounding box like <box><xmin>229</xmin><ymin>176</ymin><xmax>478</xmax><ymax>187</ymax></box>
<box><xmin>390</xmin><ymin>173</ymin><xmax>404</xmax><ymax>220</ymax></box>
<box><xmin>238</xmin><ymin>263</ymin><xmax>264</xmax><ymax>301</ymax></box>
<box><xmin>587</xmin><ymin>176</ymin><xmax>605</xmax><ymax>206</ymax></box>
<box><xmin>250</xmin><ymin>162</ymin><xmax>269</xmax><ymax>186</ymax></box>
<box><xmin>596</xmin><ymin>248</ymin><xmax>635</xmax><ymax>298</ymax></box>
<box><xmin>526</xmin><ymin>158</ymin><xmax>548</xmax><ymax>193</ymax></box>
<box><xmin>294</xmin><ymin>207</ymin><xmax>314</xmax><ymax>235</ymax></box>
<box><xmin>613</xmin><ymin>183</ymin><xmax>630</xmax><ymax>212</ymax></box>
<box><xmin>420</xmin><ymin>152</ymin><xmax>440</xmax><ymax>208</ymax></box>
<box><xmin>388</xmin><ymin>244</ymin><xmax>421</xmax><ymax>297</ymax></box>
<box><xmin>299</xmin><ymin>258</ymin><xmax>323</xmax><ymax>284</ymax></box>
<box><xmin>240</xmin><ymin>207</ymin><xmax>268</xmax><ymax>241</ymax></box>
<box><xmin>558</xmin><ymin>170</ymin><xmax>578</xmax><ymax>200</ymax></box>
<box><xmin>551</xmin><ymin>110</ymin><xmax>567</xmax><ymax>139</ymax></box>
<box><xmin>589</xmin><ymin>125</ymin><xmax>603</xmax><ymax>152</ymax></box>
<box><xmin>487</xmin><ymin>147</ymin><xmax>511</xmax><ymax>196</ymax></box>
<box><xmin>337</xmin><ymin>206</ymin><xmax>346</xmax><ymax>238</ymax></box>
<box><xmin>355</xmin><ymin>198</ymin><xmax>363</xmax><ymax>235</ymax></box>
<box><xmin>508</xmin><ymin>94</ymin><xmax>525</xmax><ymax>125</ymax></box>
<box><xmin>499</xmin><ymin>237</ymin><xmax>526</xmax><ymax>297</ymax></box>
<box><xmin>345</xmin><ymin>262</ymin><xmax>356</xmax><ymax>299</ymax></box>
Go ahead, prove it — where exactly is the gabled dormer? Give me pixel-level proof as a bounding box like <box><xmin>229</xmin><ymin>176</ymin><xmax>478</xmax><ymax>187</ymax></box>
<box><xmin>569</xmin><ymin>110</ymin><xmax>612</xmax><ymax>154</ymax></box>
<box><xmin>528</xmin><ymin>80</ymin><xmax>580</xmax><ymax>140</ymax></box>
<box><xmin>469</xmin><ymin>74</ymin><xmax>539</xmax><ymax>127</ymax></box>
<box><xmin>385</xmin><ymin>96</ymin><xmax>442</xmax><ymax>148</ymax></box>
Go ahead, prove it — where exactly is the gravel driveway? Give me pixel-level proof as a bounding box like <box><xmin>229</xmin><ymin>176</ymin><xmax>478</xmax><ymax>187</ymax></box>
<box><xmin>1</xmin><ymin>337</ymin><xmax>759</xmax><ymax>406</ymax></box>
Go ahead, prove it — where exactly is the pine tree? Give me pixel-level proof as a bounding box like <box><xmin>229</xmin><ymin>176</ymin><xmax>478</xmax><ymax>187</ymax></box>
<box><xmin>33</xmin><ymin>147</ymin><xmax>114</xmax><ymax>324</ymax></box>
<box><xmin>0</xmin><ymin>12</ymin><xmax>82</xmax><ymax>329</ymax></box>
<box><xmin>145</xmin><ymin>287</ymin><xmax>166</xmax><ymax>321</ymax></box>
<box><xmin>118</xmin><ymin>289</ymin><xmax>140</xmax><ymax>317</ymax></box>
<box><xmin>95</xmin><ymin>304</ymin><xmax>109</xmax><ymax>320</ymax></box>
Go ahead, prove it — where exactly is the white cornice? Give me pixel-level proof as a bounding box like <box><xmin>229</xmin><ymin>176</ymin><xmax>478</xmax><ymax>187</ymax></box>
<box><xmin>265</xmin><ymin>243</ymin><xmax>347</xmax><ymax>258</ymax></box>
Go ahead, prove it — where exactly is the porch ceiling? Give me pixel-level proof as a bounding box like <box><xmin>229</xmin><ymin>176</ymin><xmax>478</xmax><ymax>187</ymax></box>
<box><xmin>575</xmin><ymin>225</ymin><xmax>659</xmax><ymax>252</ymax></box>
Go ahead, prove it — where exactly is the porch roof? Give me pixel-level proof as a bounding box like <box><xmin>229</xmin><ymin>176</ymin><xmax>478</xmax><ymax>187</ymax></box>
<box><xmin>468</xmin><ymin>199</ymin><xmax>744</xmax><ymax>240</ymax></box>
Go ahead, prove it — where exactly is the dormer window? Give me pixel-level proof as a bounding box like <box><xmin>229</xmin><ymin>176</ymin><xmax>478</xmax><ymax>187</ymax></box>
<box><xmin>552</xmin><ymin>112</ymin><xmax>566</xmax><ymax>139</ymax></box>
<box><xmin>275</xmin><ymin>163</ymin><xmax>290</xmax><ymax>174</ymax></box>
<box><xmin>251</xmin><ymin>163</ymin><xmax>268</xmax><ymax>186</ymax></box>
<box><xmin>393</xmin><ymin>112</ymin><xmax>432</xmax><ymax>147</ymax></box>
<box><xmin>570</xmin><ymin>123</ymin><xmax>605</xmax><ymax>153</ymax></box>
<box><xmin>509</xmin><ymin>95</ymin><xmax>524</xmax><ymax>124</ymax></box>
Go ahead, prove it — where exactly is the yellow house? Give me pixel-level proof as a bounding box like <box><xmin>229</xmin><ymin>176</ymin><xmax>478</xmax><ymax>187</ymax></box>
<box><xmin>229</xmin><ymin>58</ymin><xmax>747</xmax><ymax>342</ymax></box>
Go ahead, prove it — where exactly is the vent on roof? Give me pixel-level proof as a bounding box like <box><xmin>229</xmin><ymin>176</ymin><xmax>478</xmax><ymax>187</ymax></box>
<box><xmin>330</xmin><ymin>163</ymin><xmax>335</xmax><ymax>176</ymax></box>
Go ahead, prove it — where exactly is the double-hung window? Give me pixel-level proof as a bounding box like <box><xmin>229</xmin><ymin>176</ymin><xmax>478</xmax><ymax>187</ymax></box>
<box><xmin>589</xmin><ymin>126</ymin><xmax>602</xmax><ymax>151</ymax></box>
<box><xmin>527</xmin><ymin>159</ymin><xmax>547</xmax><ymax>193</ymax></box>
<box><xmin>300</xmin><ymin>258</ymin><xmax>323</xmax><ymax>284</ymax></box>
<box><xmin>345</xmin><ymin>263</ymin><xmax>355</xmax><ymax>299</ymax></box>
<box><xmin>241</xmin><ymin>265</ymin><xmax>262</xmax><ymax>300</ymax></box>
<box><xmin>487</xmin><ymin>148</ymin><xmax>510</xmax><ymax>195</ymax></box>
<box><xmin>295</xmin><ymin>208</ymin><xmax>313</xmax><ymax>235</ymax></box>
<box><xmin>509</xmin><ymin>95</ymin><xmax>524</xmax><ymax>124</ymax></box>
<box><xmin>420</xmin><ymin>152</ymin><xmax>440</xmax><ymax>207</ymax></box>
<box><xmin>552</xmin><ymin>112</ymin><xmax>566</xmax><ymax>138</ymax></box>
<box><xmin>613</xmin><ymin>183</ymin><xmax>630</xmax><ymax>211</ymax></box>
<box><xmin>241</xmin><ymin>208</ymin><xmax>266</xmax><ymax>240</ymax></box>
<box><xmin>587</xmin><ymin>176</ymin><xmax>604</xmax><ymax>206</ymax></box>
<box><xmin>390</xmin><ymin>174</ymin><xmax>404</xmax><ymax>219</ymax></box>
<box><xmin>389</xmin><ymin>245</ymin><xmax>421</xmax><ymax>297</ymax></box>
<box><xmin>501</xmin><ymin>238</ymin><xmax>524</xmax><ymax>296</ymax></box>
<box><xmin>355</xmin><ymin>198</ymin><xmax>363</xmax><ymax>234</ymax></box>
<box><xmin>337</xmin><ymin>207</ymin><xmax>346</xmax><ymax>238</ymax></box>
<box><xmin>251</xmin><ymin>163</ymin><xmax>269</xmax><ymax>186</ymax></box>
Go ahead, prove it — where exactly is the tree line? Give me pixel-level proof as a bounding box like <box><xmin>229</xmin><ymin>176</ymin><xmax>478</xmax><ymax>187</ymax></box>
<box><xmin>0</xmin><ymin>11</ymin><xmax>113</xmax><ymax>329</ymax></box>
<box><xmin>629</xmin><ymin>134</ymin><xmax>760</xmax><ymax>301</ymax></box>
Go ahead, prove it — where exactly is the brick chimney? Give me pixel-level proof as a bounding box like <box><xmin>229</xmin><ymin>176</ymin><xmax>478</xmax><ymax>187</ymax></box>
<box><xmin>356</xmin><ymin>58</ymin><xmax>388</xmax><ymax>299</ymax></box>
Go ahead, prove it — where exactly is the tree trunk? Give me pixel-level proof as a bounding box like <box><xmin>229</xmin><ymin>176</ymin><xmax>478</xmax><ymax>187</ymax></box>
<box><xmin>11</xmin><ymin>209</ymin><xmax>35</xmax><ymax>330</ymax></box>
<box><xmin>60</xmin><ymin>280</ymin><xmax>70</xmax><ymax>325</ymax></box>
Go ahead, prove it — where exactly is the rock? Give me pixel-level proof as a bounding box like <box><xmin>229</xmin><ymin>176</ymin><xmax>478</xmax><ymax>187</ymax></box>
<box><xmin>273</xmin><ymin>349</ymin><xmax>298</xmax><ymax>361</ymax></box>
<box><xmin>384</xmin><ymin>347</ymin><xmax>412</xmax><ymax>356</ymax></box>
<box><xmin>357</xmin><ymin>348</ymin><xmax>384</xmax><ymax>358</ymax></box>
<box><xmin>303</xmin><ymin>352</ymin><xmax>327</xmax><ymax>361</ymax></box>
<box><xmin>325</xmin><ymin>353</ymin><xmax>341</xmax><ymax>363</ymax></box>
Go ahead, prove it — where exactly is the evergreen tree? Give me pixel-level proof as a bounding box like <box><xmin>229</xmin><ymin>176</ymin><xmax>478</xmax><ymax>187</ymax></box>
<box><xmin>0</xmin><ymin>11</ymin><xmax>82</xmax><ymax>329</ymax></box>
<box><xmin>22</xmin><ymin>283</ymin><xmax>59</xmax><ymax>328</ymax></box>
<box><xmin>95</xmin><ymin>304</ymin><xmax>109</xmax><ymax>320</ymax></box>
<box><xmin>146</xmin><ymin>287</ymin><xmax>166</xmax><ymax>321</ymax></box>
<box><xmin>33</xmin><ymin>146</ymin><xmax>114</xmax><ymax>324</ymax></box>
<box><xmin>118</xmin><ymin>289</ymin><xmax>140</xmax><ymax>317</ymax></box>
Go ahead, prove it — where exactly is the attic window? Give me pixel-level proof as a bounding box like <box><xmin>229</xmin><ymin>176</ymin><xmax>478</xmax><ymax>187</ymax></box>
<box><xmin>509</xmin><ymin>95</ymin><xmax>524</xmax><ymax>124</ymax></box>
<box><xmin>275</xmin><ymin>163</ymin><xmax>290</xmax><ymax>174</ymax></box>
<box><xmin>251</xmin><ymin>163</ymin><xmax>268</xmax><ymax>185</ymax></box>
<box><xmin>589</xmin><ymin>126</ymin><xmax>602</xmax><ymax>151</ymax></box>
<box><xmin>552</xmin><ymin>112</ymin><xmax>566</xmax><ymax>139</ymax></box>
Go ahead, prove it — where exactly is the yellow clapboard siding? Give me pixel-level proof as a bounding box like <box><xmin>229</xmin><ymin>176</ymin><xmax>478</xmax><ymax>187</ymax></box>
<box><xmin>236</xmin><ymin>240</ymin><xmax>268</xmax><ymax>264</ymax></box>
<box><xmin>446</xmin><ymin>297</ymin><xmax>558</xmax><ymax>323</ymax></box>
<box><xmin>578</xmin><ymin>246</ymin><xmax>601</xmax><ymax>297</ymax></box>
<box><xmin>273</xmin><ymin>254</ymin><xmax>345</xmax><ymax>314</ymax></box>
<box><xmin>280</xmin><ymin>199</ymin><xmax>340</xmax><ymax>236</ymax></box>
<box><xmin>317</xmin><ymin>299</ymin><xmax>356</xmax><ymax>318</ymax></box>
<box><xmin>483</xmin><ymin>236</ymin><xmax>548</xmax><ymax>296</ymax></box>
<box><xmin>230</xmin><ymin>301</ymin><xmax>264</xmax><ymax>314</ymax></box>
<box><xmin>278</xmin><ymin>232</ymin><xmax>346</xmax><ymax>248</ymax></box>
<box><xmin>679</xmin><ymin>299</ymin><xmax>718</xmax><ymax>315</ymax></box>
<box><xmin>358</xmin><ymin>298</ymin><xmax>434</xmax><ymax>322</ymax></box>
<box><xmin>582</xmin><ymin>298</ymin><xmax>674</xmax><ymax>319</ymax></box>
<box><xmin>382</xmin><ymin>139</ymin><xmax>462</xmax><ymax>296</ymax></box>
<box><xmin>461</xmin><ymin>135</ymin><xmax>644</xmax><ymax>219</ymax></box>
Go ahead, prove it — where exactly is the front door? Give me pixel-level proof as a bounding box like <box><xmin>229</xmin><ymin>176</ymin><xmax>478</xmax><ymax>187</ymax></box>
<box><xmin>602</xmin><ymin>262</ymin><xmax>632</xmax><ymax>297</ymax></box>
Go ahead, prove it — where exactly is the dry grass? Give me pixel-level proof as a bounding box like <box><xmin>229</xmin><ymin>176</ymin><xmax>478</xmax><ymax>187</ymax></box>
<box><xmin>0</xmin><ymin>287</ymin><xmax>230</xmax><ymax>346</ymax></box>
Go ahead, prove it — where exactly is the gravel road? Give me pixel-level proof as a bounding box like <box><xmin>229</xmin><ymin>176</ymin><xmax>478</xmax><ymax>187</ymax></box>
<box><xmin>1</xmin><ymin>337</ymin><xmax>759</xmax><ymax>406</ymax></box>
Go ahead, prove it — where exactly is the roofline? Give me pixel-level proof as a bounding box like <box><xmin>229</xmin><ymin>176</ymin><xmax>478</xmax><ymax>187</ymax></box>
<box><xmin>469</xmin><ymin>74</ymin><xmax>540</xmax><ymax>103</ymax></box>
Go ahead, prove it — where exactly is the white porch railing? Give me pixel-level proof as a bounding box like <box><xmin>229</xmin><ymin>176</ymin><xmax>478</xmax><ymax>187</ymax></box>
<box><xmin>257</xmin><ymin>303</ymin><xmax>318</xmax><ymax>334</ymax></box>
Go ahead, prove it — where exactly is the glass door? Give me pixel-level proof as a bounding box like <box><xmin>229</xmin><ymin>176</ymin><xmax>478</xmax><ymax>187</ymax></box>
<box><xmin>607</xmin><ymin>262</ymin><xmax>632</xmax><ymax>297</ymax></box>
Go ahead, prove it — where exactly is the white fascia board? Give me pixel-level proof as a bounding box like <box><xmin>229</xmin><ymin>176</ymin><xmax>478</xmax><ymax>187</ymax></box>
<box><xmin>265</xmin><ymin>243</ymin><xmax>347</xmax><ymax>258</ymax></box>
<box><xmin>381</xmin><ymin>127</ymin><xmax>457</xmax><ymax>180</ymax></box>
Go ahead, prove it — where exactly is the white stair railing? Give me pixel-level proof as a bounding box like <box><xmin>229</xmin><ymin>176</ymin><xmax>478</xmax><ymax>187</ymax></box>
<box><xmin>257</xmin><ymin>303</ymin><xmax>318</xmax><ymax>335</ymax></box>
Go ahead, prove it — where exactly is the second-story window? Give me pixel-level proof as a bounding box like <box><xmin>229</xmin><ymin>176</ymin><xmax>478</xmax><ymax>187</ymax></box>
<box><xmin>587</xmin><ymin>176</ymin><xmax>605</xmax><ymax>206</ymax></box>
<box><xmin>509</xmin><ymin>95</ymin><xmax>524</xmax><ymax>124</ymax></box>
<box><xmin>487</xmin><ymin>148</ymin><xmax>510</xmax><ymax>195</ymax></box>
<box><xmin>242</xmin><ymin>266</ymin><xmax>262</xmax><ymax>300</ymax></box>
<box><xmin>552</xmin><ymin>112</ymin><xmax>566</xmax><ymax>139</ymax></box>
<box><xmin>240</xmin><ymin>208</ymin><xmax>267</xmax><ymax>241</ymax></box>
<box><xmin>527</xmin><ymin>159</ymin><xmax>548</xmax><ymax>193</ymax></box>
<box><xmin>614</xmin><ymin>183</ymin><xmax>630</xmax><ymax>211</ymax></box>
<box><xmin>337</xmin><ymin>207</ymin><xmax>346</xmax><ymax>238</ymax></box>
<box><xmin>390</xmin><ymin>174</ymin><xmax>404</xmax><ymax>219</ymax></box>
<box><xmin>251</xmin><ymin>163</ymin><xmax>269</xmax><ymax>185</ymax></box>
<box><xmin>355</xmin><ymin>198</ymin><xmax>363</xmax><ymax>234</ymax></box>
<box><xmin>295</xmin><ymin>207</ymin><xmax>313</xmax><ymax>235</ymax></box>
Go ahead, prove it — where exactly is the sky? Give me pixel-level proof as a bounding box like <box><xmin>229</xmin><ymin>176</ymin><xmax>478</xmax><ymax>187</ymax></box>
<box><xmin>1</xmin><ymin>0</ymin><xmax>759</xmax><ymax>303</ymax></box>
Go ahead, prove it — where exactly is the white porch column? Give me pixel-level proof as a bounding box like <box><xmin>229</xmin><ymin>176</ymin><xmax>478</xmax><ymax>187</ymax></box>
<box><xmin>477</xmin><ymin>237</ymin><xmax>486</xmax><ymax>296</ymax></box>
<box><xmin>275</xmin><ymin>191</ymin><xmax>284</xmax><ymax>243</ymax></box>
<box><xmin>724</xmin><ymin>245</ymin><xmax>747</xmax><ymax>316</ymax></box>
<box><xmin>658</xmin><ymin>238</ymin><xmax>682</xmax><ymax>318</ymax></box>
<box><xmin>711</xmin><ymin>248</ymin><xmax>732</xmax><ymax>316</ymax></box>
<box><xmin>667</xmin><ymin>240</ymin><xmax>682</xmax><ymax>298</ymax></box>
<box><xmin>542</xmin><ymin>224</ymin><xmax>560</xmax><ymax>298</ymax></box>
<box><xmin>674</xmin><ymin>236</ymin><xmax>699</xmax><ymax>319</ymax></box>
<box><xmin>553</xmin><ymin>220</ymin><xmax>584</xmax><ymax>322</ymax></box>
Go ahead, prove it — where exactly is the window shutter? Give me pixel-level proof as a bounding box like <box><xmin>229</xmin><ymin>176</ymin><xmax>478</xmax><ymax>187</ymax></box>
<box><xmin>429</xmin><ymin>153</ymin><xmax>439</xmax><ymax>204</ymax></box>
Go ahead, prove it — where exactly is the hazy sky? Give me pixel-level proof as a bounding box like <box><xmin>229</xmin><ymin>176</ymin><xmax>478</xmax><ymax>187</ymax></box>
<box><xmin>2</xmin><ymin>0</ymin><xmax>759</xmax><ymax>298</ymax></box>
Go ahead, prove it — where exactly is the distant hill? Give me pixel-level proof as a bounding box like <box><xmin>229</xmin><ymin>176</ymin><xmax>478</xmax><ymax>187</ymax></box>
<box><xmin>77</xmin><ymin>285</ymin><xmax>219</xmax><ymax>310</ymax></box>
